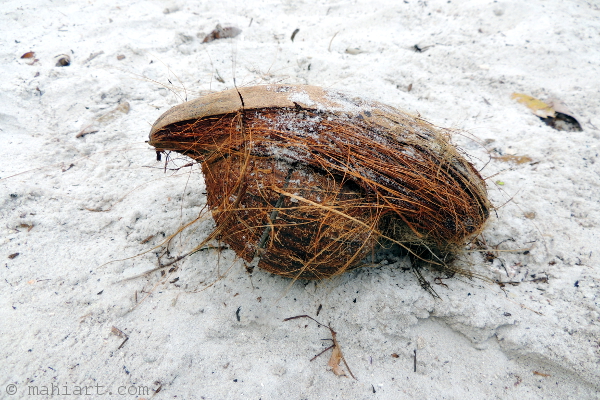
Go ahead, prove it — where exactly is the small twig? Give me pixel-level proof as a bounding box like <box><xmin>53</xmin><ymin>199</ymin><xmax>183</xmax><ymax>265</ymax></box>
<box><xmin>82</xmin><ymin>50</ymin><xmax>104</xmax><ymax>64</ymax></box>
<box><xmin>413</xmin><ymin>349</ymin><xmax>417</xmax><ymax>372</ymax></box>
<box><xmin>111</xmin><ymin>326</ymin><xmax>129</xmax><ymax>349</ymax></box>
<box><xmin>328</xmin><ymin>31</ymin><xmax>339</xmax><ymax>52</ymax></box>
<box><xmin>310</xmin><ymin>344</ymin><xmax>335</xmax><ymax>361</ymax></box>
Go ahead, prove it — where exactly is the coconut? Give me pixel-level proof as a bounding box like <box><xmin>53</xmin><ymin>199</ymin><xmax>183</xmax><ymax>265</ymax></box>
<box><xmin>149</xmin><ymin>85</ymin><xmax>490</xmax><ymax>280</ymax></box>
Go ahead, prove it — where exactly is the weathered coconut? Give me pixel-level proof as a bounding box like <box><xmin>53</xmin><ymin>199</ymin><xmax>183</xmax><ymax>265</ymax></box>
<box><xmin>149</xmin><ymin>85</ymin><xmax>490</xmax><ymax>280</ymax></box>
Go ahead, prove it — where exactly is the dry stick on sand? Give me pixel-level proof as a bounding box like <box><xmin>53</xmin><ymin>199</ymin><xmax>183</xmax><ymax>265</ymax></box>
<box><xmin>284</xmin><ymin>314</ymin><xmax>357</xmax><ymax>380</ymax></box>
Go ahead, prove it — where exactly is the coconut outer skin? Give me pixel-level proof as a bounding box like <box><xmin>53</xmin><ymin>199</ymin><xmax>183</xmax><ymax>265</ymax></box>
<box><xmin>151</xmin><ymin>85</ymin><xmax>394</xmax><ymax>134</ymax></box>
<box><xmin>149</xmin><ymin>85</ymin><xmax>491</xmax><ymax>279</ymax></box>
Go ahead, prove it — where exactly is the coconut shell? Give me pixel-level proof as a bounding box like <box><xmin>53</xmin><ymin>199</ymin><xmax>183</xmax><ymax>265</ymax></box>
<box><xmin>149</xmin><ymin>85</ymin><xmax>490</xmax><ymax>279</ymax></box>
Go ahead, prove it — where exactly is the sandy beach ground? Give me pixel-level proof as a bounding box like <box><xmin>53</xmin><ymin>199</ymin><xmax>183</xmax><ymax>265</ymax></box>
<box><xmin>1</xmin><ymin>0</ymin><xmax>599</xmax><ymax>398</ymax></box>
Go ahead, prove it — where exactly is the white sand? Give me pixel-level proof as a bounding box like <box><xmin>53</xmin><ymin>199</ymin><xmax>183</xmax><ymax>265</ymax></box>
<box><xmin>1</xmin><ymin>0</ymin><xmax>599</xmax><ymax>398</ymax></box>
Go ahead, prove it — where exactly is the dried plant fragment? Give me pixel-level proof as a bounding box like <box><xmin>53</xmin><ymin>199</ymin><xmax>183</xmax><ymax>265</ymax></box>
<box><xmin>19</xmin><ymin>223</ymin><xmax>34</xmax><ymax>232</ymax></box>
<box><xmin>82</xmin><ymin>51</ymin><xmax>104</xmax><ymax>64</ymax></box>
<box><xmin>20</xmin><ymin>51</ymin><xmax>38</xmax><ymax>65</ymax></box>
<box><xmin>111</xmin><ymin>326</ymin><xmax>129</xmax><ymax>349</ymax></box>
<box><xmin>328</xmin><ymin>344</ymin><xmax>346</xmax><ymax>377</ymax></box>
<box><xmin>284</xmin><ymin>315</ymin><xmax>357</xmax><ymax>380</ymax></box>
<box><xmin>512</xmin><ymin>93</ymin><xmax>555</xmax><ymax>118</ymax></box>
<box><xmin>493</xmin><ymin>155</ymin><xmax>533</xmax><ymax>164</ymax></box>
<box><xmin>202</xmin><ymin>24</ymin><xmax>241</xmax><ymax>43</ymax></box>
<box><xmin>140</xmin><ymin>234</ymin><xmax>155</xmax><ymax>244</ymax></box>
<box><xmin>511</xmin><ymin>92</ymin><xmax>582</xmax><ymax>131</ymax></box>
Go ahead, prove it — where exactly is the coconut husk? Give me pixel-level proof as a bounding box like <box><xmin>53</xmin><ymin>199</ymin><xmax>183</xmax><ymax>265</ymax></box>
<box><xmin>149</xmin><ymin>85</ymin><xmax>490</xmax><ymax>280</ymax></box>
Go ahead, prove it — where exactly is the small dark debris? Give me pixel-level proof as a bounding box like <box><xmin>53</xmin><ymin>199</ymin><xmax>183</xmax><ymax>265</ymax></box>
<box><xmin>236</xmin><ymin>306</ymin><xmax>241</xmax><ymax>322</ymax></box>
<box><xmin>117</xmin><ymin>54</ymin><xmax>125</xmax><ymax>60</ymax></box>
<box><xmin>97</xmin><ymin>290</ymin><xmax>103</xmax><ymax>295</ymax></box>
<box><xmin>503</xmin><ymin>312</ymin><xmax>512</xmax><ymax>317</ymax></box>
<box><xmin>574</xmin><ymin>280</ymin><xmax>579</xmax><ymax>287</ymax></box>
<box><xmin>55</xmin><ymin>54</ymin><xmax>71</xmax><ymax>67</ymax></box>
<box><xmin>203</xmin><ymin>24</ymin><xmax>241</xmax><ymax>43</ymax></box>
<box><xmin>123</xmin><ymin>366</ymin><xmax>130</xmax><ymax>375</ymax></box>
<box><xmin>391</xmin><ymin>353</ymin><xmax>399</xmax><ymax>358</ymax></box>
<box><xmin>316</xmin><ymin>304</ymin><xmax>322</xmax><ymax>316</ymax></box>
<box><xmin>353</xmin><ymin>298</ymin><xmax>356</xmax><ymax>303</ymax></box>
<box><xmin>413</xmin><ymin>349</ymin><xmax>417</xmax><ymax>372</ymax></box>
<box><xmin>61</xmin><ymin>163</ymin><xmax>75</xmax><ymax>172</ymax></box>
<box><xmin>21</xmin><ymin>51</ymin><xmax>35</xmax><ymax>59</ymax></box>
<box><xmin>233</xmin><ymin>379</ymin><xmax>238</xmax><ymax>382</ymax></box>
<box><xmin>291</xmin><ymin>28</ymin><xmax>300</xmax><ymax>42</ymax></box>
<box><xmin>413</xmin><ymin>44</ymin><xmax>433</xmax><ymax>53</ymax></box>
<box><xmin>10</xmin><ymin>193</ymin><xmax>18</xmax><ymax>198</ymax></box>
<box><xmin>541</xmin><ymin>112</ymin><xmax>582</xmax><ymax>132</ymax></box>
<box><xmin>372</xmin><ymin>384</ymin><xmax>376</xmax><ymax>393</ymax></box>
<box><xmin>8</xmin><ymin>253</ymin><xmax>19</xmax><ymax>259</ymax></box>
<box><xmin>531</xmin><ymin>277</ymin><xmax>548</xmax><ymax>284</ymax></box>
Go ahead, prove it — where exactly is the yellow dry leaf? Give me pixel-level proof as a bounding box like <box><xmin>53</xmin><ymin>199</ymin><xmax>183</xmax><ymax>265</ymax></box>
<box><xmin>511</xmin><ymin>93</ymin><xmax>555</xmax><ymax>118</ymax></box>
